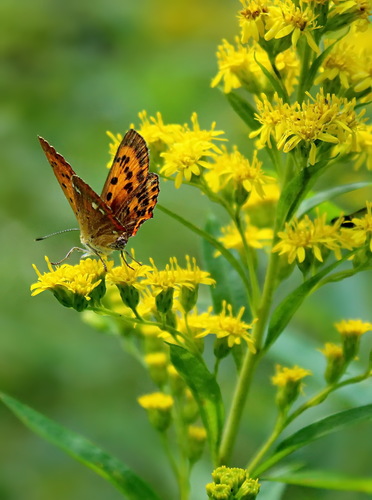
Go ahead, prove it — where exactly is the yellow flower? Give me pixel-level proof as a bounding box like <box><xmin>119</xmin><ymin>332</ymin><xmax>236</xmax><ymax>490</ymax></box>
<box><xmin>330</xmin><ymin>0</ymin><xmax>371</xmax><ymax>31</ymax></box>
<box><xmin>334</xmin><ymin>319</ymin><xmax>372</xmax><ymax>336</ymax></box>
<box><xmin>217</xmin><ymin>216</ymin><xmax>273</xmax><ymax>253</ymax></box>
<box><xmin>249</xmin><ymin>93</ymin><xmax>287</xmax><ymax>148</ymax></box>
<box><xmin>137</xmin><ymin>392</ymin><xmax>174</xmax><ymax>411</ymax></box>
<box><xmin>194</xmin><ymin>302</ymin><xmax>256</xmax><ymax>351</ymax></box>
<box><xmin>335</xmin><ymin>123</ymin><xmax>372</xmax><ymax>170</ymax></box>
<box><xmin>107</xmin><ymin>258</ymin><xmax>151</xmax><ymax>290</ymax></box>
<box><xmin>205</xmin><ymin>146</ymin><xmax>274</xmax><ymax>198</ymax></box>
<box><xmin>252</xmin><ymin>90</ymin><xmax>366</xmax><ymax>164</ymax></box>
<box><xmin>320</xmin><ymin>342</ymin><xmax>344</xmax><ymax>359</ymax></box>
<box><xmin>138</xmin><ymin>392</ymin><xmax>174</xmax><ymax>431</ymax></box>
<box><xmin>238</xmin><ymin>0</ymin><xmax>269</xmax><ymax>42</ymax></box>
<box><xmin>274</xmin><ymin>47</ymin><xmax>300</xmax><ymax>95</ymax></box>
<box><xmin>159</xmin><ymin>114</ymin><xmax>224</xmax><ymax>188</ymax></box>
<box><xmin>272</xmin><ymin>364</ymin><xmax>312</xmax><ymax>386</ymax></box>
<box><xmin>211</xmin><ymin>38</ymin><xmax>271</xmax><ymax>94</ymax></box>
<box><xmin>133</xmin><ymin>110</ymin><xmax>184</xmax><ymax>150</ymax></box>
<box><xmin>273</xmin><ymin>214</ymin><xmax>348</xmax><ymax>264</ymax></box>
<box><xmin>264</xmin><ymin>1</ymin><xmax>320</xmax><ymax>53</ymax></box>
<box><xmin>314</xmin><ymin>39</ymin><xmax>361</xmax><ymax>89</ymax></box>
<box><xmin>31</xmin><ymin>257</ymin><xmax>106</xmax><ymax>300</ymax></box>
<box><xmin>349</xmin><ymin>201</ymin><xmax>372</xmax><ymax>250</ymax></box>
<box><xmin>143</xmin><ymin>256</ymin><xmax>215</xmax><ymax>292</ymax></box>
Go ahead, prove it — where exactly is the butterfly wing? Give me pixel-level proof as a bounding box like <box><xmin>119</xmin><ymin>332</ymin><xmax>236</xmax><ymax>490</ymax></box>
<box><xmin>38</xmin><ymin>136</ymin><xmax>79</xmax><ymax>217</ymax></box>
<box><xmin>116</xmin><ymin>173</ymin><xmax>159</xmax><ymax>236</ymax></box>
<box><xmin>101</xmin><ymin>129</ymin><xmax>159</xmax><ymax>237</ymax></box>
<box><xmin>71</xmin><ymin>175</ymin><xmax>127</xmax><ymax>251</ymax></box>
<box><xmin>101</xmin><ymin>129</ymin><xmax>150</xmax><ymax>214</ymax></box>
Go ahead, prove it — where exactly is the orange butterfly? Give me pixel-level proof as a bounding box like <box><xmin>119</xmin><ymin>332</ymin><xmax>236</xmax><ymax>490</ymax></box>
<box><xmin>38</xmin><ymin>129</ymin><xmax>159</xmax><ymax>270</ymax></box>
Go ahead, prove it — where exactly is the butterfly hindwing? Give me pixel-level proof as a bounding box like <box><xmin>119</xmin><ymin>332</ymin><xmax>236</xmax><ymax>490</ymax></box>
<box><xmin>101</xmin><ymin>129</ymin><xmax>150</xmax><ymax>215</ymax></box>
<box><xmin>71</xmin><ymin>175</ymin><xmax>126</xmax><ymax>249</ymax></box>
<box><xmin>38</xmin><ymin>136</ymin><xmax>79</xmax><ymax>217</ymax></box>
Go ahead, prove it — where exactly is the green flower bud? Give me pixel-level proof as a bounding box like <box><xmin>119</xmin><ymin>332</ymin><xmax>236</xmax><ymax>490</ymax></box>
<box><xmin>180</xmin><ymin>285</ymin><xmax>198</xmax><ymax>313</ymax></box>
<box><xmin>155</xmin><ymin>287</ymin><xmax>174</xmax><ymax>313</ymax></box>
<box><xmin>187</xmin><ymin>425</ymin><xmax>207</xmax><ymax>464</ymax></box>
<box><xmin>206</xmin><ymin>483</ymin><xmax>233</xmax><ymax>500</ymax></box>
<box><xmin>117</xmin><ymin>284</ymin><xmax>140</xmax><ymax>311</ymax></box>
<box><xmin>51</xmin><ymin>285</ymin><xmax>74</xmax><ymax>308</ymax></box>
<box><xmin>236</xmin><ymin>478</ymin><xmax>260</xmax><ymax>500</ymax></box>
<box><xmin>138</xmin><ymin>392</ymin><xmax>174</xmax><ymax>432</ymax></box>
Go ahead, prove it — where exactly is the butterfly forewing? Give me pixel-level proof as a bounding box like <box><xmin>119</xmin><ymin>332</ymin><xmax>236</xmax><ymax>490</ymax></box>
<box><xmin>38</xmin><ymin>137</ymin><xmax>79</xmax><ymax>217</ymax></box>
<box><xmin>101</xmin><ymin>129</ymin><xmax>150</xmax><ymax>215</ymax></box>
<box><xmin>117</xmin><ymin>172</ymin><xmax>160</xmax><ymax>236</ymax></box>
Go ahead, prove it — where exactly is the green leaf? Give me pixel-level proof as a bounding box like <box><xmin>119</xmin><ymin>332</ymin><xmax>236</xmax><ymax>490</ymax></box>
<box><xmin>202</xmin><ymin>215</ymin><xmax>249</xmax><ymax>316</ymax></box>
<box><xmin>254</xmin><ymin>56</ymin><xmax>288</xmax><ymax>102</ymax></box>
<box><xmin>296</xmin><ymin>182</ymin><xmax>372</xmax><ymax>218</ymax></box>
<box><xmin>277</xmin><ymin>157</ymin><xmax>333</xmax><ymax>226</ymax></box>
<box><xmin>264</xmin><ymin>470</ymin><xmax>372</xmax><ymax>493</ymax></box>
<box><xmin>304</xmin><ymin>42</ymin><xmax>337</xmax><ymax>93</ymax></box>
<box><xmin>169</xmin><ymin>344</ymin><xmax>224</xmax><ymax>465</ymax></box>
<box><xmin>254</xmin><ymin>405</ymin><xmax>372</xmax><ymax>476</ymax></box>
<box><xmin>265</xmin><ymin>252</ymin><xmax>353</xmax><ymax>349</ymax></box>
<box><xmin>0</xmin><ymin>392</ymin><xmax>161</xmax><ymax>500</ymax></box>
<box><xmin>225</xmin><ymin>90</ymin><xmax>258</xmax><ymax>130</ymax></box>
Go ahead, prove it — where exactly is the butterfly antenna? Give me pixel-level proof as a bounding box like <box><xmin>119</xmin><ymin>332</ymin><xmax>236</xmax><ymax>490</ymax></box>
<box><xmin>35</xmin><ymin>228</ymin><xmax>80</xmax><ymax>241</ymax></box>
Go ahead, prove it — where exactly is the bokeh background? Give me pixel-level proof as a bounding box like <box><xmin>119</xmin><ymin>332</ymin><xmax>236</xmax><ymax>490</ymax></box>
<box><xmin>0</xmin><ymin>1</ymin><xmax>371</xmax><ymax>499</ymax></box>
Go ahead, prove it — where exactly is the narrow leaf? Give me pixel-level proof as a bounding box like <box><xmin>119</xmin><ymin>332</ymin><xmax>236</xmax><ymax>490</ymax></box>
<box><xmin>254</xmin><ymin>405</ymin><xmax>372</xmax><ymax>476</ymax></box>
<box><xmin>277</xmin><ymin>404</ymin><xmax>372</xmax><ymax>452</ymax></box>
<box><xmin>225</xmin><ymin>91</ymin><xmax>258</xmax><ymax>130</ymax></box>
<box><xmin>254</xmin><ymin>57</ymin><xmax>288</xmax><ymax>102</ymax></box>
<box><xmin>277</xmin><ymin>157</ymin><xmax>333</xmax><ymax>226</ymax></box>
<box><xmin>169</xmin><ymin>344</ymin><xmax>224</xmax><ymax>465</ymax></box>
<box><xmin>0</xmin><ymin>392</ymin><xmax>161</xmax><ymax>500</ymax></box>
<box><xmin>296</xmin><ymin>182</ymin><xmax>372</xmax><ymax>218</ymax></box>
<box><xmin>265</xmin><ymin>252</ymin><xmax>353</xmax><ymax>349</ymax></box>
<box><xmin>264</xmin><ymin>470</ymin><xmax>372</xmax><ymax>493</ymax></box>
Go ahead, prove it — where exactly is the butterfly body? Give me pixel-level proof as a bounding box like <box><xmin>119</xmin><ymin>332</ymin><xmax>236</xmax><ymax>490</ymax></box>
<box><xmin>38</xmin><ymin>129</ymin><xmax>159</xmax><ymax>266</ymax></box>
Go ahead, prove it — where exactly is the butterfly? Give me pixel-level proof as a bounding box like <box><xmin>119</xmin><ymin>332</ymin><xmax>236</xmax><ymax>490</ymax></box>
<box><xmin>38</xmin><ymin>129</ymin><xmax>159</xmax><ymax>270</ymax></box>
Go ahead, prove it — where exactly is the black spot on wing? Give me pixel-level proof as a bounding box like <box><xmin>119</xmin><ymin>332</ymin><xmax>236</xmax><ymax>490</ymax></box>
<box><xmin>110</xmin><ymin>177</ymin><xmax>118</xmax><ymax>185</ymax></box>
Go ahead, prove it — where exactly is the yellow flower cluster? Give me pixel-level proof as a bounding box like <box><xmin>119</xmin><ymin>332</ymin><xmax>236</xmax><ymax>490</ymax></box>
<box><xmin>211</xmin><ymin>37</ymin><xmax>299</xmax><ymax>95</ymax></box>
<box><xmin>238</xmin><ymin>0</ymin><xmax>319</xmax><ymax>51</ymax></box>
<box><xmin>271</xmin><ymin>210</ymin><xmax>371</xmax><ymax>264</ymax></box>
<box><xmin>31</xmin><ymin>257</ymin><xmax>108</xmax><ymax>300</ymax></box>
<box><xmin>251</xmin><ymin>91</ymin><xmax>366</xmax><ymax>164</ymax></box>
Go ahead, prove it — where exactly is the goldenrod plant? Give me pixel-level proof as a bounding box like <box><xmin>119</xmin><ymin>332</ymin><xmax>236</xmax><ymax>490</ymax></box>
<box><xmin>1</xmin><ymin>1</ymin><xmax>372</xmax><ymax>499</ymax></box>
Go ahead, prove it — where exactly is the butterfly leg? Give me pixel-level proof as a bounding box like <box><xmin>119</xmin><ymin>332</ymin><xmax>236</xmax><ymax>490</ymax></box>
<box><xmin>120</xmin><ymin>251</ymin><xmax>135</xmax><ymax>271</ymax></box>
<box><xmin>51</xmin><ymin>246</ymin><xmax>86</xmax><ymax>266</ymax></box>
<box><xmin>123</xmin><ymin>250</ymin><xmax>142</xmax><ymax>266</ymax></box>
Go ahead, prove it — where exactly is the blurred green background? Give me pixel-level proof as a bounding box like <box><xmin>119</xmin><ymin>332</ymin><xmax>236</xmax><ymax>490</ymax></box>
<box><xmin>0</xmin><ymin>1</ymin><xmax>371</xmax><ymax>499</ymax></box>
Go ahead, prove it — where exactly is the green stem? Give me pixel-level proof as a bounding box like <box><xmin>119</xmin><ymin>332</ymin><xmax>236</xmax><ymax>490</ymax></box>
<box><xmin>218</xmin><ymin>251</ymin><xmax>280</xmax><ymax>464</ymax></box>
<box><xmin>233</xmin><ymin>208</ymin><xmax>260</xmax><ymax>314</ymax></box>
<box><xmin>246</xmin><ymin>411</ymin><xmax>286</xmax><ymax>473</ymax></box>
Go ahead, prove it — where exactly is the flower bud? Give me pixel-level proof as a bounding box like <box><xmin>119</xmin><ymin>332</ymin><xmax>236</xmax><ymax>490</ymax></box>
<box><xmin>155</xmin><ymin>287</ymin><xmax>174</xmax><ymax>313</ymax></box>
<box><xmin>117</xmin><ymin>284</ymin><xmax>140</xmax><ymax>311</ymax></box>
<box><xmin>272</xmin><ymin>365</ymin><xmax>312</xmax><ymax>411</ymax></box>
<box><xmin>137</xmin><ymin>392</ymin><xmax>174</xmax><ymax>432</ymax></box>
<box><xmin>144</xmin><ymin>352</ymin><xmax>168</xmax><ymax>387</ymax></box>
<box><xmin>320</xmin><ymin>343</ymin><xmax>346</xmax><ymax>384</ymax></box>
<box><xmin>187</xmin><ymin>425</ymin><xmax>207</xmax><ymax>464</ymax></box>
<box><xmin>180</xmin><ymin>285</ymin><xmax>198</xmax><ymax>313</ymax></box>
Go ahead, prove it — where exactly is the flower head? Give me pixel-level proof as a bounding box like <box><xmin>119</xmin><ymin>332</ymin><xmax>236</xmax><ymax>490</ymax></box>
<box><xmin>272</xmin><ymin>213</ymin><xmax>356</xmax><ymax>264</ymax></box>
<box><xmin>264</xmin><ymin>0</ymin><xmax>320</xmax><ymax>53</ymax></box>
<box><xmin>194</xmin><ymin>302</ymin><xmax>256</xmax><ymax>351</ymax></box>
